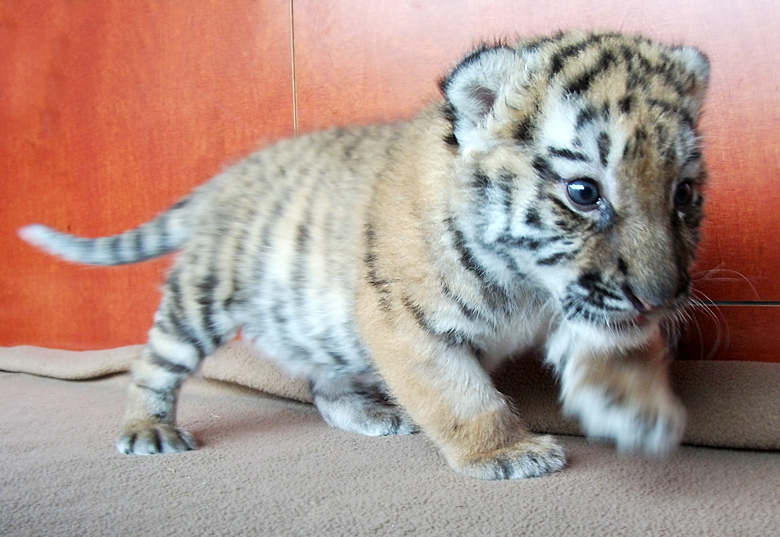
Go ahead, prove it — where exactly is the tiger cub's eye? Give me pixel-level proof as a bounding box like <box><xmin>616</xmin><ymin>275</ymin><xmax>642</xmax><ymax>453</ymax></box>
<box><xmin>673</xmin><ymin>181</ymin><xmax>694</xmax><ymax>209</ymax></box>
<box><xmin>566</xmin><ymin>178</ymin><xmax>601</xmax><ymax>210</ymax></box>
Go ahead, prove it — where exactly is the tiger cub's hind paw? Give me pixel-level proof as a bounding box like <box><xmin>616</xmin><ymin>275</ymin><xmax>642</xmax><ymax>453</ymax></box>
<box><xmin>314</xmin><ymin>393</ymin><xmax>419</xmax><ymax>437</ymax></box>
<box><xmin>117</xmin><ymin>422</ymin><xmax>197</xmax><ymax>455</ymax></box>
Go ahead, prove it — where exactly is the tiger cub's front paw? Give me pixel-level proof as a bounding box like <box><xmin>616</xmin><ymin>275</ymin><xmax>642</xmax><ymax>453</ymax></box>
<box><xmin>566</xmin><ymin>385</ymin><xmax>686</xmax><ymax>457</ymax></box>
<box><xmin>117</xmin><ymin>422</ymin><xmax>197</xmax><ymax>455</ymax></box>
<box><xmin>452</xmin><ymin>435</ymin><xmax>566</xmax><ymax>480</ymax></box>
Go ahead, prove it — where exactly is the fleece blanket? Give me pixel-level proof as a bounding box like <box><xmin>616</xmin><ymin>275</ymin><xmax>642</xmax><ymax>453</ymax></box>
<box><xmin>1</xmin><ymin>343</ymin><xmax>779</xmax><ymax>536</ymax></box>
<box><xmin>2</xmin><ymin>341</ymin><xmax>779</xmax><ymax>449</ymax></box>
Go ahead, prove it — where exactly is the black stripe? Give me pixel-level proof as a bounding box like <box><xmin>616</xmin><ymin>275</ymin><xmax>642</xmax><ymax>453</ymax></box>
<box><xmin>155</xmin><ymin>211</ymin><xmax>173</xmax><ymax>251</ymax></box>
<box><xmin>244</xmin><ymin>178</ymin><xmax>294</xmax><ymax>310</ymax></box>
<box><xmin>652</xmin><ymin>62</ymin><xmax>688</xmax><ymax>97</ymax></box>
<box><xmin>364</xmin><ymin>252</ymin><xmax>391</xmax><ymax>289</ymax></box>
<box><xmin>169</xmin><ymin>197</ymin><xmax>191</xmax><ymax>212</ymax></box>
<box><xmin>267</xmin><ymin>284</ymin><xmax>315</xmax><ymax>365</ymax></box>
<box><xmin>226</xmin><ymin>227</ymin><xmax>248</xmax><ymax>308</ymax></box>
<box><xmin>226</xmin><ymin>172</ymin><xmax>259</xmax><ymax>309</ymax></box>
<box><xmin>565</xmin><ymin>50</ymin><xmax>618</xmax><ymax>95</ymax></box>
<box><xmin>290</xmin><ymin>187</ymin><xmax>346</xmax><ymax>365</ymax></box>
<box><xmin>135</xmin><ymin>382</ymin><xmax>175</xmax><ymax>399</ymax></box>
<box><xmin>133</xmin><ymin>228</ymin><xmax>145</xmax><ymax>259</ymax></box>
<box><xmin>575</xmin><ymin>105</ymin><xmax>598</xmax><ymax>129</ymax></box>
<box><xmin>549</xmin><ymin>34</ymin><xmax>604</xmax><ymax>78</ymax></box>
<box><xmin>618</xmin><ymin>94</ymin><xmax>633</xmax><ymax>114</ymax></box>
<box><xmin>402</xmin><ymin>295</ymin><xmax>471</xmax><ymax>347</ymax></box>
<box><xmin>536</xmin><ymin>252</ymin><xmax>576</xmax><ymax>266</ymax></box>
<box><xmin>495</xmin><ymin>234</ymin><xmax>551</xmax><ymax>251</ymax></box>
<box><xmin>106</xmin><ymin>235</ymin><xmax>124</xmax><ymax>264</ymax></box>
<box><xmin>321</xmin><ymin>348</ymin><xmax>349</xmax><ymax>368</ymax></box>
<box><xmin>470</xmin><ymin>172</ymin><xmax>491</xmax><ymax>195</ymax></box>
<box><xmin>647</xmin><ymin>99</ymin><xmax>678</xmax><ymax>115</ymax></box>
<box><xmin>576</xmin><ymin>272</ymin><xmax>624</xmax><ymax>302</ymax></box>
<box><xmin>513</xmin><ymin>117</ymin><xmax>535</xmax><ymax>143</ymax></box>
<box><xmin>402</xmin><ymin>296</ymin><xmax>437</xmax><ymax>337</ymax></box>
<box><xmin>291</xmin><ymin>200</ymin><xmax>314</xmax><ymax>293</ymax></box>
<box><xmin>597</xmin><ymin>132</ymin><xmax>611</xmax><ymax>168</ymax></box>
<box><xmin>547</xmin><ymin>196</ymin><xmax>582</xmax><ymax>218</ymax></box>
<box><xmin>364</xmin><ymin>222</ymin><xmax>393</xmax><ymax>310</ymax></box>
<box><xmin>148</xmin><ymin>350</ymin><xmax>193</xmax><ymax>376</ymax></box>
<box><xmin>165</xmin><ymin>273</ymin><xmax>209</xmax><ymax>358</ymax></box>
<box><xmin>446</xmin><ymin>218</ymin><xmax>487</xmax><ymax>281</ymax></box>
<box><xmin>525</xmin><ymin>208</ymin><xmax>543</xmax><ymax>229</ymax></box>
<box><xmin>623</xmin><ymin>126</ymin><xmax>649</xmax><ymax>161</ymax></box>
<box><xmin>242</xmin><ymin>176</ymin><xmax>295</xmax><ymax>333</ymax></box>
<box><xmin>165</xmin><ymin>307</ymin><xmax>209</xmax><ymax>360</ymax></box>
<box><xmin>440</xmin><ymin>102</ymin><xmax>459</xmax><ymax>147</ymax></box>
<box><xmin>469</xmin><ymin>342</ymin><xmax>487</xmax><ymax>364</ymax></box>
<box><xmin>546</xmin><ymin>196</ymin><xmax>591</xmax><ymax>232</ymax></box>
<box><xmin>486</xmin><ymin>173</ymin><xmax>515</xmax><ymax>220</ymax></box>
<box><xmin>195</xmin><ymin>271</ymin><xmax>223</xmax><ymax>349</ymax></box>
<box><xmin>654</xmin><ymin>123</ymin><xmax>676</xmax><ymax>163</ymax></box>
<box><xmin>532</xmin><ymin>157</ymin><xmax>562</xmax><ymax>183</ymax></box>
<box><xmin>548</xmin><ymin>147</ymin><xmax>590</xmax><ymax>162</ymax></box>
<box><xmin>444</xmin><ymin>217</ymin><xmax>510</xmax><ymax>310</ymax></box>
<box><xmin>625</xmin><ymin>46</ymin><xmax>690</xmax><ymax>98</ymax></box>
<box><xmin>441</xmin><ymin>280</ymin><xmax>484</xmax><ymax>324</ymax></box>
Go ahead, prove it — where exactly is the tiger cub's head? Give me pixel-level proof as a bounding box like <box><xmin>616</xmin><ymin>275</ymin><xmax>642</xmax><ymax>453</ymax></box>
<box><xmin>440</xmin><ymin>31</ymin><xmax>710</xmax><ymax>341</ymax></box>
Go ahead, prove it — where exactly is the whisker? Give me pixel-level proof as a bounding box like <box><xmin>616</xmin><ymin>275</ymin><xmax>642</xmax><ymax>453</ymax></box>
<box><xmin>691</xmin><ymin>265</ymin><xmax>761</xmax><ymax>301</ymax></box>
<box><xmin>685</xmin><ymin>289</ymin><xmax>728</xmax><ymax>360</ymax></box>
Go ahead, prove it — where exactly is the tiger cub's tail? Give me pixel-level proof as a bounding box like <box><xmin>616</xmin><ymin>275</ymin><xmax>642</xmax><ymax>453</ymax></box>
<box><xmin>19</xmin><ymin>197</ymin><xmax>195</xmax><ymax>266</ymax></box>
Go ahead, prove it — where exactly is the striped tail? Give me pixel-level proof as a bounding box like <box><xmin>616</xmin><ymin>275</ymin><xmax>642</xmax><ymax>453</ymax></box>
<box><xmin>19</xmin><ymin>198</ymin><xmax>194</xmax><ymax>266</ymax></box>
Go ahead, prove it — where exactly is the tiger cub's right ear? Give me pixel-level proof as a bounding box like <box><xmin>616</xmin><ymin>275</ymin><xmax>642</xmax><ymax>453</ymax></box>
<box><xmin>439</xmin><ymin>45</ymin><xmax>524</xmax><ymax>153</ymax></box>
<box><xmin>668</xmin><ymin>46</ymin><xmax>710</xmax><ymax>121</ymax></box>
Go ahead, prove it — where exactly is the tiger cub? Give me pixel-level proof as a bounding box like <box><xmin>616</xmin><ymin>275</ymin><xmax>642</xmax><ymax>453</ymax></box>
<box><xmin>20</xmin><ymin>31</ymin><xmax>709</xmax><ymax>480</ymax></box>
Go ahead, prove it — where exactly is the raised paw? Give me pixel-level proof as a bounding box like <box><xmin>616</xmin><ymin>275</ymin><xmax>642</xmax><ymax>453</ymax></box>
<box><xmin>453</xmin><ymin>435</ymin><xmax>566</xmax><ymax>480</ymax></box>
<box><xmin>565</xmin><ymin>385</ymin><xmax>686</xmax><ymax>457</ymax></box>
<box><xmin>116</xmin><ymin>422</ymin><xmax>197</xmax><ymax>455</ymax></box>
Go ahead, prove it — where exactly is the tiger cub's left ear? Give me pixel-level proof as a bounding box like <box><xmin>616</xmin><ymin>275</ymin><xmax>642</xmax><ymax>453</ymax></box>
<box><xmin>669</xmin><ymin>46</ymin><xmax>710</xmax><ymax>120</ymax></box>
<box><xmin>439</xmin><ymin>45</ymin><xmax>525</xmax><ymax>152</ymax></box>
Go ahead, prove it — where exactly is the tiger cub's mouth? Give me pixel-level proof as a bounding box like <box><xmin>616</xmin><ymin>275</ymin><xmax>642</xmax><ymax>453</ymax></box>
<box><xmin>605</xmin><ymin>314</ymin><xmax>650</xmax><ymax>333</ymax></box>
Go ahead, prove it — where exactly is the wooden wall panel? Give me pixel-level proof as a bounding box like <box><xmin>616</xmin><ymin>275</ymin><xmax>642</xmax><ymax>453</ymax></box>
<box><xmin>0</xmin><ymin>0</ymin><xmax>294</xmax><ymax>349</ymax></box>
<box><xmin>2</xmin><ymin>0</ymin><xmax>778</xmax><ymax>362</ymax></box>
<box><xmin>679</xmin><ymin>306</ymin><xmax>780</xmax><ymax>363</ymax></box>
<box><xmin>293</xmin><ymin>0</ymin><xmax>780</xmax><ymax>361</ymax></box>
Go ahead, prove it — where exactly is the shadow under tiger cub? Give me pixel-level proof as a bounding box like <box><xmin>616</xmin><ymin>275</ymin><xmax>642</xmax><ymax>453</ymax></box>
<box><xmin>20</xmin><ymin>31</ymin><xmax>710</xmax><ymax>480</ymax></box>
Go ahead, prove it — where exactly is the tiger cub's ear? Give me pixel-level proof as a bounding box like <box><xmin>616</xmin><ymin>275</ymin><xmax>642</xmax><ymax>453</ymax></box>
<box><xmin>669</xmin><ymin>46</ymin><xmax>710</xmax><ymax>120</ymax></box>
<box><xmin>439</xmin><ymin>45</ymin><xmax>525</xmax><ymax>152</ymax></box>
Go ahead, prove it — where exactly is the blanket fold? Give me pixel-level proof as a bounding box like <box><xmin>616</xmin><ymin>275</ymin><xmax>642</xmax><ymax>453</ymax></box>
<box><xmin>2</xmin><ymin>342</ymin><xmax>778</xmax><ymax>450</ymax></box>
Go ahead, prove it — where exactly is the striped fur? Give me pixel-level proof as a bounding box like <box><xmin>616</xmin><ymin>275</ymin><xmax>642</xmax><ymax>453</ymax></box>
<box><xmin>19</xmin><ymin>196</ymin><xmax>196</xmax><ymax>265</ymax></box>
<box><xmin>21</xmin><ymin>31</ymin><xmax>709</xmax><ymax>480</ymax></box>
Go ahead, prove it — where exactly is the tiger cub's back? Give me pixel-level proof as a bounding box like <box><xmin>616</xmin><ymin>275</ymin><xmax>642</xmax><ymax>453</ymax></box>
<box><xmin>174</xmin><ymin>122</ymin><xmax>414</xmax><ymax>373</ymax></box>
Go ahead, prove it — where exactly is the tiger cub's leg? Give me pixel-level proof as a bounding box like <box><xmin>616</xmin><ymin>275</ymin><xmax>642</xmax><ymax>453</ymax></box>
<box><xmin>359</xmin><ymin>315</ymin><xmax>565</xmax><ymax>479</ymax></box>
<box><xmin>550</xmin><ymin>327</ymin><xmax>685</xmax><ymax>457</ymax></box>
<box><xmin>116</xmin><ymin>267</ymin><xmax>236</xmax><ymax>455</ymax></box>
<box><xmin>310</xmin><ymin>370</ymin><xmax>418</xmax><ymax>436</ymax></box>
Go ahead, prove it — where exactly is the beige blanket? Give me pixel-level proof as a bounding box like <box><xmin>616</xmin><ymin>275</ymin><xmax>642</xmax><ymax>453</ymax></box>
<box><xmin>2</xmin><ymin>341</ymin><xmax>779</xmax><ymax>449</ymax></box>
<box><xmin>2</xmin><ymin>343</ymin><xmax>779</xmax><ymax>536</ymax></box>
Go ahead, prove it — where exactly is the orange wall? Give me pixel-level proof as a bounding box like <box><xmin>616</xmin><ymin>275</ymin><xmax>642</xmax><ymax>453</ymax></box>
<box><xmin>1</xmin><ymin>0</ymin><xmax>779</xmax><ymax>361</ymax></box>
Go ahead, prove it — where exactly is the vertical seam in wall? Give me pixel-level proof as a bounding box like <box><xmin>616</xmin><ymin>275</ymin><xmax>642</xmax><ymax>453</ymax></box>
<box><xmin>289</xmin><ymin>0</ymin><xmax>298</xmax><ymax>136</ymax></box>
